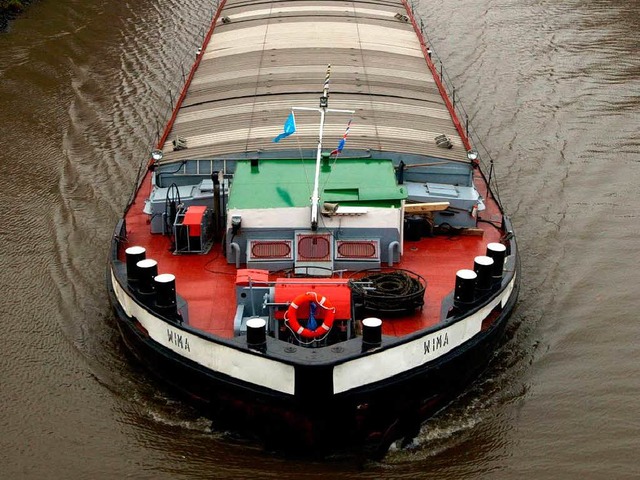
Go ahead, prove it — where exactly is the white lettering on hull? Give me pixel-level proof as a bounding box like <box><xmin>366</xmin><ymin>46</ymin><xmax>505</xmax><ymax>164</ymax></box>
<box><xmin>110</xmin><ymin>270</ymin><xmax>295</xmax><ymax>395</ymax></box>
<box><xmin>333</xmin><ymin>273</ymin><xmax>518</xmax><ymax>394</ymax></box>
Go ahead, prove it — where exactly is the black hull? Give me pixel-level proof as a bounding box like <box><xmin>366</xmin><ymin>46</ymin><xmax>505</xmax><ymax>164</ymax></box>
<box><xmin>108</xmin><ymin>271</ymin><xmax>519</xmax><ymax>458</ymax></box>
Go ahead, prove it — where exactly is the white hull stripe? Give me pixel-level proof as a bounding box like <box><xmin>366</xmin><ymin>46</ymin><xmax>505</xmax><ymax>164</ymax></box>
<box><xmin>111</xmin><ymin>270</ymin><xmax>296</xmax><ymax>395</ymax></box>
<box><xmin>111</xmin><ymin>269</ymin><xmax>516</xmax><ymax>396</ymax></box>
<box><xmin>332</xmin><ymin>273</ymin><xmax>518</xmax><ymax>394</ymax></box>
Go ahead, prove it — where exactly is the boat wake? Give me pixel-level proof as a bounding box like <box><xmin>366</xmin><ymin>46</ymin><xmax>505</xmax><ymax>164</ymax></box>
<box><xmin>381</xmin><ymin>314</ymin><xmax>535</xmax><ymax>465</ymax></box>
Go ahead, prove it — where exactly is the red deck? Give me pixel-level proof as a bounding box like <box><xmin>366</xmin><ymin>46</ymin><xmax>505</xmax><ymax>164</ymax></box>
<box><xmin>122</xmin><ymin>168</ymin><xmax>503</xmax><ymax>339</ymax></box>
<box><xmin>118</xmin><ymin>0</ymin><xmax>506</xmax><ymax>340</ymax></box>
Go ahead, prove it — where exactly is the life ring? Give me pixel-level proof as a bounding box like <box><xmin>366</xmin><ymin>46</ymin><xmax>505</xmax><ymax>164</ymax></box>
<box><xmin>285</xmin><ymin>292</ymin><xmax>336</xmax><ymax>339</ymax></box>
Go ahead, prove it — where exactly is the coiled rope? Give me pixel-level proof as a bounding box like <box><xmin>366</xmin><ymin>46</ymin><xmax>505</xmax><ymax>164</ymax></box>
<box><xmin>349</xmin><ymin>270</ymin><xmax>426</xmax><ymax>314</ymax></box>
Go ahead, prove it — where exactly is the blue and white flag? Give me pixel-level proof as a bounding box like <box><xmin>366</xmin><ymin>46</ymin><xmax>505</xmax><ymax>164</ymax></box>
<box><xmin>273</xmin><ymin>112</ymin><xmax>296</xmax><ymax>143</ymax></box>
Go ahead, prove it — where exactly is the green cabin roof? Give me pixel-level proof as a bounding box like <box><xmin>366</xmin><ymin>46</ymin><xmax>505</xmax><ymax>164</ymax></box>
<box><xmin>228</xmin><ymin>158</ymin><xmax>407</xmax><ymax>209</ymax></box>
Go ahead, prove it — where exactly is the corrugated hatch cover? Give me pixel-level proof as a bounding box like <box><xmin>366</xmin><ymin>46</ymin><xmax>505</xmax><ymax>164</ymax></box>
<box><xmin>159</xmin><ymin>0</ymin><xmax>467</xmax><ymax>163</ymax></box>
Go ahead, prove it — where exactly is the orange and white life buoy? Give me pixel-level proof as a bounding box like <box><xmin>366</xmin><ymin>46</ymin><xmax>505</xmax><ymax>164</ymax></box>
<box><xmin>285</xmin><ymin>292</ymin><xmax>336</xmax><ymax>339</ymax></box>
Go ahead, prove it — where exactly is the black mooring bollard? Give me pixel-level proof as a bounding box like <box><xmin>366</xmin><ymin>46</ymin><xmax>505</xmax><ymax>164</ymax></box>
<box><xmin>454</xmin><ymin>269</ymin><xmax>477</xmax><ymax>305</ymax></box>
<box><xmin>136</xmin><ymin>258</ymin><xmax>158</xmax><ymax>295</ymax></box>
<box><xmin>125</xmin><ymin>246</ymin><xmax>146</xmax><ymax>286</ymax></box>
<box><xmin>246</xmin><ymin>317</ymin><xmax>267</xmax><ymax>352</ymax></box>
<box><xmin>362</xmin><ymin>317</ymin><xmax>382</xmax><ymax>351</ymax></box>
<box><xmin>474</xmin><ymin>255</ymin><xmax>494</xmax><ymax>291</ymax></box>
<box><xmin>154</xmin><ymin>273</ymin><xmax>177</xmax><ymax>317</ymax></box>
<box><xmin>486</xmin><ymin>242</ymin><xmax>506</xmax><ymax>280</ymax></box>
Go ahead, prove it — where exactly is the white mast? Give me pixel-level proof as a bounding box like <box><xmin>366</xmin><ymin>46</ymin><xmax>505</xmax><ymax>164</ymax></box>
<box><xmin>310</xmin><ymin>65</ymin><xmax>331</xmax><ymax>231</ymax></box>
<box><xmin>293</xmin><ymin>65</ymin><xmax>354</xmax><ymax>231</ymax></box>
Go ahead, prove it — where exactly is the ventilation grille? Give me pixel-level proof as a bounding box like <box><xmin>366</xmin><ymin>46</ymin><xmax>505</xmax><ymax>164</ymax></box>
<box><xmin>294</xmin><ymin>233</ymin><xmax>334</xmax><ymax>276</ymax></box>
<box><xmin>296</xmin><ymin>234</ymin><xmax>332</xmax><ymax>261</ymax></box>
<box><xmin>335</xmin><ymin>240</ymin><xmax>380</xmax><ymax>260</ymax></box>
<box><xmin>248</xmin><ymin>240</ymin><xmax>293</xmax><ymax>261</ymax></box>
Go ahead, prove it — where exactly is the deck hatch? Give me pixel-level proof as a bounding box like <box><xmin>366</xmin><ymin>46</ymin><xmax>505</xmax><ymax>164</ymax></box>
<box><xmin>296</xmin><ymin>234</ymin><xmax>332</xmax><ymax>261</ymax></box>
<box><xmin>425</xmin><ymin>183</ymin><xmax>459</xmax><ymax>198</ymax></box>
<box><xmin>295</xmin><ymin>232</ymin><xmax>334</xmax><ymax>275</ymax></box>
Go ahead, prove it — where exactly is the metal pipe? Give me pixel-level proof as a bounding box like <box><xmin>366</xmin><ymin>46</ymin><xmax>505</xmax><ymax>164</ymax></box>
<box><xmin>230</xmin><ymin>242</ymin><xmax>241</xmax><ymax>268</ymax></box>
<box><xmin>388</xmin><ymin>241</ymin><xmax>400</xmax><ymax>266</ymax></box>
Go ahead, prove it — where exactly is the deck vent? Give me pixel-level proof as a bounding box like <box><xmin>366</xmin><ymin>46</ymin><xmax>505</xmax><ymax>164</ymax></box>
<box><xmin>247</xmin><ymin>239</ymin><xmax>293</xmax><ymax>271</ymax></box>
<box><xmin>435</xmin><ymin>134</ymin><xmax>452</xmax><ymax>149</ymax></box>
<box><xmin>249</xmin><ymin>240</ymin><xmax>293</xmax><ymax>260</ymax></box>
<box><xmin>172</xmin><ymin>135</ymin><xmax>187</xmax><ymax>151</ymax></box>
<box><xmin>335</xmin><ymin>240</ymin><xmax>379</xmax><ymax>261</ymax></box>
<box><xmin>295</xmin><ymin>232</ymin><xmax>334</xmax><ymax>276</ymax></box>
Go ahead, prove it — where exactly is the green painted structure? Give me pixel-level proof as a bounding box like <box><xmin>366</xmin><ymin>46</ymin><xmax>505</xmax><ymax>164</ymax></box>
<box><xmin>228</xmin><ymin>158</ymin><xmax>407</xmax><ymax>210</ymax></box>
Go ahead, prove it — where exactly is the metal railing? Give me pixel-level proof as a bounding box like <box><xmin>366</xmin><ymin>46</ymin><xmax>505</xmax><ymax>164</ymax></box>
<box><xmin>126</xmin><ymin>2</ymin><xmax>220</xmax><ymax>208</ymax></box>
<box><xmin>408</xmin><ymin>1</ymin><xmax>504</xmax><ymax>210</ymax></box>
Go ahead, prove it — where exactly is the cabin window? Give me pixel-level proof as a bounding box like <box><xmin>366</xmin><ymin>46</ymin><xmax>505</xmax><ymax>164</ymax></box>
<box><xmin>199</xmin><ymin>160</ymin><xmax>212</xmax><ymax>175</ymax></box>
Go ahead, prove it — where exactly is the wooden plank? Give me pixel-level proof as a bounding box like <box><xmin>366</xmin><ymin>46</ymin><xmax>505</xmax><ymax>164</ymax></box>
<box><xmin>404</xmin><ymin>202</ymin><xmax>450</xmax><ymax>213</ymax></box>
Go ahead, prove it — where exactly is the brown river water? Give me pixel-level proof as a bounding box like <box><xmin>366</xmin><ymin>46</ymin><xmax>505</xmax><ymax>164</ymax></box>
<box><xmin>1</xmin><ymin>0</ymin><xmax>639</xmax><ymax>478</ymax></box>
